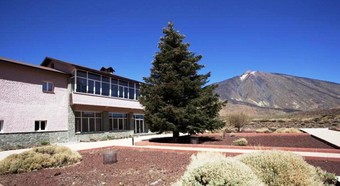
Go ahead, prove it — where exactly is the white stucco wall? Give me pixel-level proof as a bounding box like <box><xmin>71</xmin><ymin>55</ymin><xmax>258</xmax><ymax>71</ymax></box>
<box><xmin>0</xmin><ymin>62</ymin><xmax>70</xmax><ymax>133</ymax></box>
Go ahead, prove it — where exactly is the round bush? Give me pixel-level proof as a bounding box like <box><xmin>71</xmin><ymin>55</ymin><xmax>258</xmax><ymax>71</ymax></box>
<box><xmin>177</xmin><ymin>152</ymin><xmax>264</xmax><ymax>186</ymax></box>
<box><xmin>236</xmin><ymin>151</ymin><xmax>324</xmax><ymax>186</ymax></box>
<box><xmin>232</xmin><ymin>138</ymin><xmax>248</xmax><ymax>146</ymax></box>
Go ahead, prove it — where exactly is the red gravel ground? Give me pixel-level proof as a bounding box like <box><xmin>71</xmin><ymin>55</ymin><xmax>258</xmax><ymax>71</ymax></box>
<box><xmin>148</xmin><ymin>133</ymin><xmax>337</xmax><ymax>149</ymax></box>
<box><xmin>1</xmin><ymin>133</ymin><xmax>339</xmax><ymax>185</ymax></box>
<box><xmin>0</xmin><ymin>147</ymin><xmax>192</xmax><ymax>186</ymax></box>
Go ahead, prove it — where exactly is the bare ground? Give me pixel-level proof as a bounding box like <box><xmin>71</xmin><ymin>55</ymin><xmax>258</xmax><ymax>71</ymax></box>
<box><xmin>1</xmin><ymin>133</ymin><xmax>339</xmax><ymax>186</ymax></box>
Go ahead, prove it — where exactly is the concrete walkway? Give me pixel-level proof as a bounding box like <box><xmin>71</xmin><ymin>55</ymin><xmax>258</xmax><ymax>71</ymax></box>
<box><xmin>1</xmin><ymin>131</ymin><xmax>340</xmax><ymax>161</ymax></box>
<box><xmin>300</xmin><ymin>128</ymin><xmax>340</xmax><ymax>148</ymax></box>
<box><xmin>0</xmin><ymin>133</ymin><xmax>174</xmax><ymax>161</ymax></box>
<box><xmin>133</xmin><ymin>145</ymin><xmax>340</xmax><ymax>159</ymax></box>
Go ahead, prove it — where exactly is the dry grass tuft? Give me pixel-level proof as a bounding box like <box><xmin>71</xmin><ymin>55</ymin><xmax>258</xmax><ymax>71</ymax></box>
<box><xmin>232</xmin><ymin>138</ymin><xmax>248</xmax><ymax>146</ymax></box>
<box><xmin>255</xmin><ymin>128</ymin><xmax>272</xmax><ymax>133</ymax></box>
<box><xmin>0</xmin><ymin>145</ymin><xmax>82</xmax><ymax>174</ymax></box>
<box><xmin>274</xmin><ymin>128</ymin><xmax>302</xmax><ymax>133</ymax></box>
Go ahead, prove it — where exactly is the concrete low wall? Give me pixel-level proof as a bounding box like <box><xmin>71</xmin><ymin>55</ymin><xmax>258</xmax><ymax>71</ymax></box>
<box><xmin>0</xmin><ymin>130</ymin><xmax>134</xmax><ymax>149</ymax></box>
<box><xmin>0</xmin><ymin>131</ymin><xmax>69</xmax><ymax>150</ymax></box>
<box><xmin>75</xmin><ymin>130</ymin><xmax>134</xmax><ymax>142</ymax></box>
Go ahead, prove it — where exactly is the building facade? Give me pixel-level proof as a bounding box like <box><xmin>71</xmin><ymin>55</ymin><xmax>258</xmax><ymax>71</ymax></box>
<box><xmin>0</xmin><ymin>57</ymin><xmax>147</xmax><ymax>149</ymax></box>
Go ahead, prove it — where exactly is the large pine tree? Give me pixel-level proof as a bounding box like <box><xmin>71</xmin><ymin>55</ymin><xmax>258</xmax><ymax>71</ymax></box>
<box><xmin>140</xmin><ymin>22</ymin><xmax>224</xmax><ymax>138</ymax></box>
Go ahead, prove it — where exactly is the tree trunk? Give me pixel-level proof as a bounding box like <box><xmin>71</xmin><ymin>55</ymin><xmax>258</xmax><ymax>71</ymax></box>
<box><xmin>172</xmin><ymin>130</ymin><xmax>179</xmax><ymax>142</ymax></box>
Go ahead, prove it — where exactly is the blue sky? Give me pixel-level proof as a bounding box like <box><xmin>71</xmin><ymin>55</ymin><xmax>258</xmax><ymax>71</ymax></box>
<box><xmin>1</xmin><ymin>0</ymin><xmax>339</xmax><ymax>84</ymax></box>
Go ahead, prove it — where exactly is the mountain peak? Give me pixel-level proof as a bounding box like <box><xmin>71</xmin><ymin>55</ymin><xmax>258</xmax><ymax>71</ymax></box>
<box><xmin>240</xmin><ymin>70</ymin><xmax>258</xmax><ymax>81</ymax></box>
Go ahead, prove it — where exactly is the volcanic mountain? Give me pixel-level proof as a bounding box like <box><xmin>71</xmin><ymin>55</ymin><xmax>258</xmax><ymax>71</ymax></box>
<box><xmin>214</xmin><ymin>71</ymin><xmax>340</xmax><ymax>112</ymax></box>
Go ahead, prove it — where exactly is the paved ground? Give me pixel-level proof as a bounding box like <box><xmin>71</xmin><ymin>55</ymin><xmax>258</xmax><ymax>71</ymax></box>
<box><xmin>1</xmin><ymin>130</ymin><xmax>340</xmax><ymax>161</ymax></box>
<box><xmin>300</xmin><ymin>128</ymin><xmax>340</xmax><ymax>148</ymax></box>
<box><xmin>0</xmin><ymin>133</ymin><xmax>174</xmax><ymax>161</ymax></box>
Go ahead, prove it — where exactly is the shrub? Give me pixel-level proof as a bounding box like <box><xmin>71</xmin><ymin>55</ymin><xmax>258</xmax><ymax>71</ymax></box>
<box><xmin>0</xmin><ymin>145</ymin><xmax>82</xmax><ymax>174</ymax></box>
<box><xmin>176</xmin><ymin>152</ymin><xmax>264</xmax><ymax>186</ymax></box>
<box><xmin>256</xmin><ymin>128</ymin><xmax>271</xmax><ymax>133</ymax></box>
<box><xmin>40</xmin><ymin>141</ymin><xmax>50</xmax><ymax>146</ymax></box>
<box><xmin>233</xmin><ymin>138</ymin><xmax>248</xmax><ymax>146</ymax></box>
<box><xmin>274</xmin><ymin>128</ymin><xmax>301</xmax><ymax>133</ymax></box>
<box><xmin>315</xmin><ymin>166</ymin><xmax>338</xmax><ymax>185</ymax></box>
<box><xmin>236</xmin><ymin>151</ymin><xmax>325</xmax><ymax>186</ymax></box>
<box><xmin>227</xmin><ymin>113</ymin><xmax>249</xmax><ymax>132</ymax></box>
<box><xmin>229</xmin><ymin>132</ymin><xmax>236</xmax><ymax>137</ymax></box>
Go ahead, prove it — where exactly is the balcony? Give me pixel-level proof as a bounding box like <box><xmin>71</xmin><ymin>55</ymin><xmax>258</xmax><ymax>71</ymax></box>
<box><xmin>71</xmin><ymin>92</ymin><xmax>144</xmax><ymax>112</ymax></box>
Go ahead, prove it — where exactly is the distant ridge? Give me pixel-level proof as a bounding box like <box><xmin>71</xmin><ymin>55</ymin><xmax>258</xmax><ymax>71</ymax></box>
<box><xmin>214</xmin><ymin>71</ymin><xmax>340</xmax><ymax>111</ymax></box>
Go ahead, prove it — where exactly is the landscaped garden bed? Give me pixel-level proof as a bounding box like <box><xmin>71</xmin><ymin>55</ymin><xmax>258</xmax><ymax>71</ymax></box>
<box><xmin>146</xmin><ymin>133</ymin><xmax>338</xmax><ymax>149</ymax></box>
<box><xmin>0</xmin><ymin>147</ymin><xmax>339</xmax><ymax>185</ymax></box>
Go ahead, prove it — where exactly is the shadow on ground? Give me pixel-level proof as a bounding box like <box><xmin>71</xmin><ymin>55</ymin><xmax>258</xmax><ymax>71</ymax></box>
<box><xmin>149</xmin><ymin>135</ymin><xmax>221</xmax><ymax>144</ymax></box>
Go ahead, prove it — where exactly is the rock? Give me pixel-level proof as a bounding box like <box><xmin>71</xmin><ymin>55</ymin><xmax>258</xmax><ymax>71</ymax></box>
<box><xmin>103</xmin><ymin>150</ymin><xmax>118</xmax><ymax>164</ymax></box>
<box><xmin>150</xmin><ymin>179</ymin><xmax>162</xmax><ymax>185</ymax></box>
<box><xmin>54</xmin><ymin>172</ymin><xmax>61</xmax><ymax>176</ymax></box>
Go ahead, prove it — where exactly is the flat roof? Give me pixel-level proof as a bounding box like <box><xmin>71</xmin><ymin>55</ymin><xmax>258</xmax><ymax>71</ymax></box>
<box><xmin>0</xmin><ymin>56</ymin><xmax>68</xmax><ymax>75</ymax></box>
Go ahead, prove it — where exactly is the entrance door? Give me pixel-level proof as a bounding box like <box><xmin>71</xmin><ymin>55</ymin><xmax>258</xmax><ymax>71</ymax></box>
<box><xmin>134</xmin><ymin>114</ymin><xmax>145</xmax><ymax>133</ymax></box>
<box><xmin>134</xmin><ymin>119</ymin><xmax>144</xmax><ymax>133</ymax></box>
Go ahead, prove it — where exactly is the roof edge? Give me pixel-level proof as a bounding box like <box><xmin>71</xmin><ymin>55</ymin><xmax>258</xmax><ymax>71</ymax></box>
<box><xmin>0</xmin><ymin>56</ymin><xmax>68</xmax><ymax>75</ymax></box>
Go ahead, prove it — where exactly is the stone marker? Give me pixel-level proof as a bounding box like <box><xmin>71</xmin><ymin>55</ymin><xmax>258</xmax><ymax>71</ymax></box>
<box><xmin>103</xmin><ymin>150</ymin><xmax>117</xmax><ymax>164</ymax></box>
<box><xmin>190</xmin><ymin>137</ymin><xmax>199</xmax><ymax>144</ymax></box>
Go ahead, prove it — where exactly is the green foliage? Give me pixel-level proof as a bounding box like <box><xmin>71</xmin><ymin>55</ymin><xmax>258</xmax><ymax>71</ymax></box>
<box><xmin>176</xmin><ymin>152</ymin><xmax>264</xmax><ymax>186</ymax></box>
<box><xmin>0</xmin><ymin>145</ymin><xmax>82</xmax><ymax>174</ymax></box>
<box><xmin>237</xmin><ymin>151</ymin><xmax>325</xmax><ymax>186</ymax></box>
<box><xmin>40</xmin><ymin>141</ymin><xmax>50</xmax><ymax>146</ymax></box>
<box><xmin>227</xmin><ymin>113</ymin><xmax>249</xmax><ymax>132</ymax></box>
<box><xmin>232</xmin><ymin>138</ymin><xmax>248</xmax><ymax>146</ymax></box>
<box><xmin>140</xmin><ymin>22</ymin><xmax>224</xmax><ymax>138</ymax></box>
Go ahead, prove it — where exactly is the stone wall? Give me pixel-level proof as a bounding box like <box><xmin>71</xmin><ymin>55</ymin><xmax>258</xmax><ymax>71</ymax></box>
<box><xmin>0</xmin><ymin>131</ymin><xmax>68</xmax><ymax>150</ymax></box>
<box><xmin>75</xmin><ymin>130</ymin><xmax>134</xmax><ymax>142</ymax></box>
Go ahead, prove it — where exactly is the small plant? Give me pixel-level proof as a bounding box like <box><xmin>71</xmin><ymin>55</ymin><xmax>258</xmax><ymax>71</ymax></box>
<box><xmin>0</xmin><ymin>145</ymin><xmax>82</xmax><ymax>174</ymax></box>
<box><xmin>40</xmin><ymin>141</ymin><xmax>50</xmax><ymax>146</ymax></box>
<box><xmin>255</xmin><ymin>128</ymin><xmax>271</xmax><ymax>133</ymax></box>
<box><xmin>176</xmin><ymin>152</ymin><xmax>264</xmax><ymax>186</ymax></box>
<box><xmin>274</xmin><ymin>128</ymin><xmax>302</xmax><ymax>133</ymax></box>
<box><xmin>229</xmin><ymin>132</ymin><xmax>236</xmax><ymax>137</ymax></box>
<box><xmin>315</xmin><ymin>166</ymin><xmax>338</xmax><ymax>185</ymax></box>
<box><xmin>227</xmin><ymin>113</ymin><xmax>249</xmax><ymax>132</ymax></box>
<box><xmin>233</xmin><ymin>138</ymin><xmax>248</xmax><ymax>146</ymax></box>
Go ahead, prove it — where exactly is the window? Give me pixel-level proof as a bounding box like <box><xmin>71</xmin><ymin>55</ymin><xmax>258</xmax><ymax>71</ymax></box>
<box><xmin>42</xmin><ymin>82</ymin><xmax>54</xmax><ymax>93</ymax></box>
<box><xmin>109</xmin><ymin>113</ymin><xmax>127</xmax><ymax>131</ymax></box>
<box><xmin>0</xmin><ymin>120</ymin><xmax>3</xmax><ymax>132</ymax></box>
<box><xmin>102</xmin><ymin>76</ymin><xmax>110</xmax><ymax>96</ymax></box>
<box><xmin>72</xmin><ymin>69</ymin><xmax>141</xmax><ymax>100</ymax></box>
<box><xmin>76</xmin><ymin>78</ymin><xmax>87</xmax><ymax>93</ymax></box>
<box><xmin>75</xmin><ymin>111</ymin><xmax>102</xmax><ymax>133</ymax></box>
<box><xmin>136</xmin><ymin>84</ymin><xmax>141</xmax><ymax>100</ymax></box>
<box><xmin>35</xmin><ymin>121</ymin><xmax>46</xmax><ymax>131</ymax></box>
